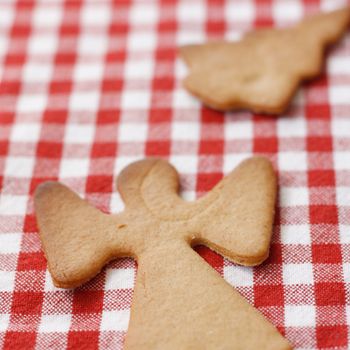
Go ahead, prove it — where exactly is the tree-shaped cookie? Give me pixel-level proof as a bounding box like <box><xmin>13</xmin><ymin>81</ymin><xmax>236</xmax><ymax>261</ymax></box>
<box><xmin>180</xmin><ymin>8</ymin><xmax>350</xmax><ymax>114</ymax></box>
<box><xmin>35</xmin><ymin>157</ymin><xmax>291</xmax><ymax>349</ymax></box>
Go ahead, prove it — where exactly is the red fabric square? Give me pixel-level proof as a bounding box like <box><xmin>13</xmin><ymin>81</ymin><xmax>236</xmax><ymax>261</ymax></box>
<box><xmin>4</xmin><ymin>332</ymin><xmax>36</xmax><ymax>350</ymax></box>
<box><xmin>16</xmin><ymin>252</ymin><xmax>47</xmax><ymax>271</ymax></box>
<box><xmin>42</xmin><ymin>110</ymin><xmax>67</xmax><ymax>123</ymax></box>
<box><xmin>315</xmin><ymin>282</ymin><xmax>346</xmax><ymax>306</ymax></box>
<box><xmin>308</xmin><ymin>170</ymin><xmax>335</xmax><ymax>187</ymax></box>
<box><xmin>309</xmin><ymin>205</ymin><xmax>338</xmax><ymax>224</ymax></box>
<box><xmin>316</xmin><ymin>325</ymin><xmax>347</xmax><ymax>348</ymax></box>
<box><xmin>149</xmin><ymin>109</ymin><xmax>172</xmax><ymax>123</ymax></box>
<box><xmin>194</xmin><ymin>245</ymin><xmax>223</xmax><ymax>274</ymax></box>
<box><xmin>96</xmin><ymin>110</ymin><xmax>120</xmax><ymax>124</ymax></box>
<box><xmin>0</xmin><ymin>141</ymin><xmax>8</xmax><ymax>155</ymax></box>
<box><xmin>91</xmin><ymin>143</ymin><xmax>117</xmax><ymax>158</ymax></box>
<box><xmin>11</xmin><ymin>292</ymin><xmax>43</xmax><ymax>314</ymax></box>
<box><xmin>50</xmin><ymin>81</ymin><xmax>72</xmax><ymax>94</ymax></box>
<box><xmin>146</xmin><ymin>141</ymin><xmax>170</xmax><ymax>156</ymax></box>
<box><xmin>86</xmin><ymin>176</ymin><xmax>113</xmax><ymax>193</ymax></box>
<box><xmin>253</xmin><ymin>138</ymin><xmax>278</xmax><ymax>153</ymax></box>
<box><xmin>67</xmin><ymin>331</ymin><xmax>100</xmax><ymax>350</ymax></box>
<box><xmin>199</xmin><ymin>140</ymin><xmax>224</xmax><ymax>154</ymax></box>
<box><xmin>307</xmin><ymin>136</ymin><xmax>332</xmax><ymax>152</ymax></box>
<box><xmin>201</xmin><ymin>109</ymin><xmax>223</xmax><ymax>123</ymax></box>
<box><xmin>197</xmin><ymin>173</ymin><xmax>222</xmax><ymax>192</ymax></box>
<box><xmin>37</xmin><ymin>142</ymin><xmax>62</xmax><ymax>158</ymax></box>
<box><xmin>0</xmin><ymin>82</ymin><xmax>21</xmax><ymax>95</ymax></box>
<box><xmin>72</xmin><ymin>291</ymin><xmax>104</xmax><ymax>314</ymax></box>
<box><xmin>265</xmin><ymin>243</ymin><xmax>282</xmax><ymax>264</ymax></box>
<box><xmin>23</xmin><ymin>214</ymin><xmax>38</xmax><ymax>232</ymax></box>
<box><xmin>312</xmin><ymin>244</ymin><xmax>342</xmax><ymax>264</ymax></box>
<box><xmin>305</xmin><ymin>104</ymin><xmax>331</xmax><ymax>119</ymax></box>
<box><xmin>254</xmin><ymin>284</ymin><xmax>284</xmax><ymax>307</ymax></box>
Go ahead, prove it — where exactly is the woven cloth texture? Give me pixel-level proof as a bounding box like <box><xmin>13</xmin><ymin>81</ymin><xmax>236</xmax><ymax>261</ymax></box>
<box><xmin>0</xmin><ymin>0</ymin><xmax>350</xmax><ymax>349</ymax></box>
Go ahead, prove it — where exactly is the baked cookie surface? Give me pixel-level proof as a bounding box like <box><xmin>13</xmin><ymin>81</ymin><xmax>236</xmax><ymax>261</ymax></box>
<box><xmin>180</xmin><ymin>8</ymin><xmax>350</xmax><ymax>114</ymax></box>
<box><xmin>35</xmin><ymin>157</ymin><xmax>291</xmax><ymax>349</ymax></box>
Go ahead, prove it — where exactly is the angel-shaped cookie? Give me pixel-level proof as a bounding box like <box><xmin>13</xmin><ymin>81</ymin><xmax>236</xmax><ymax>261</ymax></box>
<box><xmin>35</xmin><ymin>157</ymin><xmax>291</xmax><ymax>349</ymax></box>
<box><xmin>180</xmin><ymin>8</ymin><xmax>350</xmax><ymax>114</ymax></box>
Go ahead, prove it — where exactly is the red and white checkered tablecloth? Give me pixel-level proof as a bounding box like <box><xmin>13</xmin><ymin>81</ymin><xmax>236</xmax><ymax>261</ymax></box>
<box><xmin>0</xmin><ymin>0</ymin><xmax>350</xmax><ymax>349</ymax></box>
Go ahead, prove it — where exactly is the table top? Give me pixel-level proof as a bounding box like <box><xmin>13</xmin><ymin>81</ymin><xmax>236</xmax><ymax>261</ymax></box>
<box><xmin>0</xmin><ymin>1</ymin><xmax>350</xmax><ymax>349</ymax></box>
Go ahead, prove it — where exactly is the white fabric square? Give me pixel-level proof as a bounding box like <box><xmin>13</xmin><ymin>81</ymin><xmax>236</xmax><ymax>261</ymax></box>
<box><xmin>280</xmin><ymin>225</ymin><xmax>311</xmax><ymax>245</ymax></box>
<box><xmin>78</xmin><ymin>34</ymin><xmax>108</xmax><ymax>56</ymax></box>
<box><xmin>176</xmin><ymin>31</ymin><xmax>206</xmax><ymax>46</ymax></box>
<box><xmin>0</xmin><ymin>233</ymin><xmax>21</xmax><ymax>254</ymax></box>
<box><xmin>124</xmin><ymin>60</ymin><xmax>154</xmax><ymax>79</ymax></box>
<box><xmin>0</xmin><ymin>37</ymin><xmax>9</xmax><ymax>58</ymax></box>
<box><xmin>280</xmin><ymin>187</ymin><xmax>309</xmax><ymax>207</ymax></box>
<box><xmin>345</xmin><ymin>304</ymin><xmax>350</xmax><ymax>338</ymax></box>
<box><xmin>17</xmin><ymin>94</ymin><xmax>47</xmax><ymax>113</ymax></box>
<box><xmin>105</xmin><ymin>268</ymin><xmax>134</xmax><ymax>290</ymax></box>
<box><xmin>69</xmin><ymin>91</ymin><xmax>100</xmax><ymax>112</ymax></box>
<box><xmin>127</xmin><ymin>32</ymin><xmax>157</xmax><ymax>51</ymax></box>
<box><xmin>110</xmin><ymin>192</ymin><xmax>125</xmax><ymax>213</ymax></box>
<box><xmin>174</xmin><ymin>59</ymin><xmax>187</xmax><ymax>79</ymax></box>
<box><xmin>332</xmin><ymin>120</ymin><xmax>350</xmax><ymax>137</ymax></box>
<box><xmin>0</xmin><ymin>195</ymin><xmax>27</xmax><ymax>215</ymax></box>
<box><xmin>177</xmin><ymin>2</ymin><xmax>205</xmax><ymax>22</ymax></box>
<box><xmin>329</xmin><ymin>86</ymin><xmax>350</xmax><ymax>104</ymax></box>
<box><xmin>283</xmin><ymin>263</ymin><xmax>314</xmax><ymax>285</ymax></box>
<box><xmin>11</xmin><ymin>123</ymin><xmax>40</xmax><ymax>142</ymax></box>
<box><xmin>100</xmin><ymin>309</ymin><xmax>130</xmax><ymax>331</ymax></box>
<box><xmin>65</xmin><ymin>123</ymin><xmax>95</xmax><ymax>144</ymax></box>
<box><xmin>278</xmin><ymin>152</ymin><xmax>307</xmax><ymax>171</ymax></box>
<box><xmin>328</xmin><ymin>57</ymin><xmax>350</xmax><ymax>74</ymax></box>
<box><xmin>0</xmin><ymin>4</ymin><xmax>14</xmax><ymax>29</ymax></box>
<box><xmin>28</xmin><ymin>34</ymin><xmax>58</xmax><ymax>55</ymax></box>
<box><xmin>0</xmin><ymin>271</ymin><xmax>16</xmax><ymax>291</ymax></box>
<box><xmin>173</xmin><ymin>89</ymin><xmax>199</xmax><ymax>108</ymax></box>
<box><xmin>121</xmin><ymin>91</ymin><xmax>151</xmax><ymax>109</ymax></box>
<box><xmin>225</xmin><ymin>2</ymin><xmax>255</xmax><ymax>22</ymax></box>
<box><xmin>172</xmin><ymin>122</ymin><xmax>200</xmax><ymax>141</ymax></box>
<box><xmin>60</xmin><ymin>159</ymin><xmax>89</xmax><ymax>178</ymax></box>
<box><xmin>285</xmin><ymin>305</ymin><xmax>316</xmax><ymax>327</ymax></box>
<box><xmin>181</xmin><ymin>191</ymin><xmax>196</xmax><ymax>201</ymax></box>
<box><xmin>81</xmin><ymin>3</ymin><xmax>111</xmax><ymax>26</ymax></box>
<box><xmin>130</xmin><ymin>3</ymin><xmax>158</xmax><ymax>24</ymax></box>
<box><xmin>336</xmin><ymin>187</ymin><xmax>350</xmax><ymax>206</ymax></box>
<box><xmin>321</xmin><ymin>0</ymin><xmax>350</xmax><ymax>12</ymax></box>
<box><xmin>169</xmin><ymin>155</ymin><xmax>198</xmax><ymax>174</ymax></box>
<box><xmin>277</xmin><ymin>118</ymin><xmax>306</xmax><ymax>137</ymax></box>
<box><xmin>339</xmin><ymin>224</ymin><xmax>350</xmax><ymax>244</ymax></box>
<box><xmin>224</xmin><ymin>265</ymin><xmax>254</xmax><ymax>287</ymax></box>
<box><xmin>114</xmin><ymin>157</ymin><xmax>139</xmax><ymax>174</ymax></box>
<box><xmin>39</xmin><ymin>314</ymin><xmax>71</xmax><ymax>333</ymax></box>
<box><xmin>273</xmin><ymin>2</ymin><xmax>303</xmax><ymax>22</ymax></box>
<box><xmin>118</xmin><ymin>123</ymin><xmax>148</xmax><ymax>142</ymax></box>
<box><xmin>44</xmin><ymin>270</ymin><xmax>63</xmax><ymax>292</ymax></box>
<box><xmin>0</xmin><ymin>314</ymin><xmax>10</xmax><ymax>331</ymax></box>
<box><xmin>74</xmin><ymin>63</ymin><xmax>104</xmax><ymax>81</ymax></box>
<box><xmin>223</xmin><ymin>153</ymin><xmax>252</xmax><ymax>173</ymax></box>
<box><xmin>343</xmin><ymin>263</ymin><xmax>350</xmax><ymax>283</ymax></box>
<box><xmin>23</xmin><ymin>63</ymin><xmax>53</xmax><ymax>83</ymax></box>
<box><xmin>225</xmin><ymin>121</ymin><xmax>253</xmax><ymax>139</ymax></box>
<box><xmin>5</xmin><ymin>157</ymin><xmax>34</xmax><ymax>178</ymax></box>
<box><xmin>334</xmin><ymin>152</ymin><xmax>350</xmax><ymax>170</ymax></box>
<box><xmin>33</xmin><ymin>4</ymin><xmax>62</xmax><ymax>27</ymax></box>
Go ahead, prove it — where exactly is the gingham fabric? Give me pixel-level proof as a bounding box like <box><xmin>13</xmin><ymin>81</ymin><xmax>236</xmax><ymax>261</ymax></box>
<box><xmin>0</xmin><ymin>0</ymin><xmax>350</xmax><ymax>349</ymax></box>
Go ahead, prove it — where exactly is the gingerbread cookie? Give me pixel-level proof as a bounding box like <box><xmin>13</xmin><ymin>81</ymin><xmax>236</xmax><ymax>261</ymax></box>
<box><xmin>35</xmin><ymin>157</ymin><xmax>291</xmax><ymax>349</ymax></box>
<box><xmin>180</xmin><ymin>8</ymin><xmax>350</xmax><ymax>114</ymax></box>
